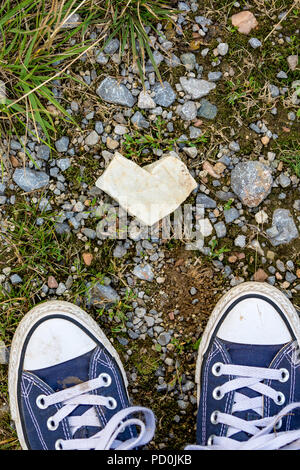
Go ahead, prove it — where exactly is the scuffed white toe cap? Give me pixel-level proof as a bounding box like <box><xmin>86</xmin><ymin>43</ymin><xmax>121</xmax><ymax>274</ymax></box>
<box><xmin>24</xmin><ymin>318</ymin><xmax>96</xmax><ymax>370</ymax></box>
<box><xmin>217</xmin><ymin>297</ymin><xmax>292</xmax><ymax>345</ymax></box>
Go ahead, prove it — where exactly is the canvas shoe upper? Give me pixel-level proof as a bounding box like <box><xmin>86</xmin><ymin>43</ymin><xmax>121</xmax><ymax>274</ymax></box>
<box><xmin>186</xmin><ymin>282</ymin><xmax>300</xmax><ymax>450</ymax></box>
<box><xmin>8</xmin><ymin>301</ymin><xmax>155</xmax><ymax>450</ymax></box>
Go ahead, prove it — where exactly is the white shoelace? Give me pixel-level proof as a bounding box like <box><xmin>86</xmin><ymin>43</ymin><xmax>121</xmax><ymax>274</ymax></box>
<box><xmin>186</xmin><ymin>363</ymin><xmax>300</xmax><ymax>450</ymax></box>
<box><xmin>36</xmin><ymin>373</ymin><xmax>155</xmax><ymax>450</ymax></box>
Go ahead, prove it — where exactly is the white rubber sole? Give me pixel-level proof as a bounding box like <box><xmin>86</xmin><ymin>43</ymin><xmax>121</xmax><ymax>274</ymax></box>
<box><xmin>8</xmin><ymin>300</ymin><xmax>128</xmax><ymax>450</ymax></box>
<box><xmin>195</xmin><ymin>282</ymin><xmax>300</xmax><ymax>404</ymax></box>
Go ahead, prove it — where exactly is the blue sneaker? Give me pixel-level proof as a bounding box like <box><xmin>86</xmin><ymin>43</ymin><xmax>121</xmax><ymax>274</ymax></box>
<box><xmin>8</xmin><ymin>301</ymin><xmax>155</xmax><ymax>450</ymax></box>
<box><xmin>187</xmin><ymin>282</ymin><xmax>300</xmax><ymax>450</ymax></box>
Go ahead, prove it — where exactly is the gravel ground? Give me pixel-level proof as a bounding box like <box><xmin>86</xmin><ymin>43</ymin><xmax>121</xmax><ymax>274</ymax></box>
<box><xmin>0</xmin><ymin>0</ymin><xmax>299</xmax><ymax>450</ymax></box>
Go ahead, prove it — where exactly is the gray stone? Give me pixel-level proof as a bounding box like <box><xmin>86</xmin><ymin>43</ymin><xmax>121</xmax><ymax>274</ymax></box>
<box><xmin>269</xmin><ymin>84</ymin><xmax>280</xmax><ymax>98</ymax></box>
<box><xmin>224</xmin><ymin>207</ymin><xmax>239</xmax><ymax>223</ymax></box>
<box><xmin>293</xmin><ymin>200</ymin><xmax>300</xmax><ymax>211</ymax></box>
<box><xmin>216</xmin><ymin>191</ymin><xmax>235</xmax><ymax>201</ymax></box>
<box><xmin>249</xmin><ymin>123</ymin><xmax>262</xmax><ymax>134</ymax></box>
<box><xmin>133</xmin><ymin>264</ymin><xmax>154</xmax><ymax>282</ymax></box>
<box><xmin>13</xmin><ymin>168</ymin><xmax>49</xmax><ymax>192</ymax></box>
<box><xmin>128</xmin><ymin>330</ymin><xmax>139</xmax><ymax>340</ymax></box>
<box><xmin>103</xmin><ymin>38</ymin><xmax>120</xmax><ymax>54</ymax></box>
<box><xmin>267</xmin><ymin>209</ymin><xmax>299</xmax><ymax>246</ymax></box>
<box><xmin>286</xmin><ymin>260</ymin><xmax>295</xmax><ymax>270</ymax></box>
<box><xmin>278</xmin><ymin>174</ymin><xmax>291</xmax><ymax>188</ymax></box>
<box><xmin>182</xmin><ymin>380</ymin><xmax>195</xmax><ymax>392</ymax></box>
<box><xmin>87</xmin><ymin>282</ymin><xmax>120</xmax><ymax>306</ymax></box>
<box><xmin>0</xmin><ymin>80</ymin><xmax>6</xmax><ymax>105</ymax></box>
<box><xmin>195</xmin><ymin>16</ymin><xmax>212</xmax><ymax>26</ymax></box>
<box><xmin>82</xmin><ymin>228</ymin><xmax>97</xmax><ymax>239</ymax></box>
<box><xmin>217</xmin><ymin>43</ymin><xmax>228</xmax><ymax>56</ymax></box>
<box><xmin>36</xmin><ymin>144</ymin><xmax>50</xmax><ymax>161</ymax></box>
<box><xmin>249</xmin><ymin>38</ymin><xmax>262</xmax><ymax>48</ymax></box>
<box><xmin>180</xmin><ymin>77</ymin><xmax>216</xmax><ymax>99</ymax></box>
<box><xmin>0</xmin><ymin>183</ymin><xmax>6</xmax><ymax>194</ymax></box>
<box><xmin>56</xmin><ymin>158</ymin><xmax>71</xmax><ymax>171</ymax></box>
<box><xmin>229</xmin><ymin>141</ymin><xmax>240</xmax><ymax>152</ymax></box>
<box><xmin>277</xmin><ymin>70</ymin><xmax>288</xmax><ymax>79</ymax></box>
<box><xmin>11</xmin><ymin>140</ymin><xmax>21</xmax><ymax>150</ymax></box>
<box><xmin>95</xmin><ymin>121</ymin><xmax>104</xmax><ymax>134</ymax></box>
<box><xmin>177</xmin><ymin>400</ymin><xmax>189</xmax><ymax>410</ymax></box>
<box><xmin>113</xmin><ymin>244</ymin><xmax>127</xmax><ymax>258</ymax></box>
<box><xmin>152</xmin><ymin>81</ymin><xmax>176</xmax><ymax>107</ymax></box>
<box><xmin>97</xmin><ymin>77</ymin><xmax>136</xmax><ymax>107</ymax></box>
<box><xmin>208</xmin><ymin>71</ymin><xmax>223</xmax><ymax>81</ymax></box>
<box><xmin>0</xmin><ymin>340</ymin><xmax>9</xmax><ymax>365</ymax></box>
<box><xmin>55</xmin><ymin>136</ymin><xmax>69</xmax><ymax>153</ymax></box>
<box><xmin>147</xmin><ymin>50</ymin><xmax>164</xmax><ymax>67</ymax></box>
<box><xmin>266</xmin><ymin>225</ymin><xmax>280</xmax><ymax>238</ymax></box>
<box><xmin>165</xmin><ymin>54</ymin><xmax>181</xmax><ymax>67</ymax></box>
<box><xmin>131</xmin><ymin>111</ymin><xmax>150</xmax><ymax>129</ymax></box>
<box><xmin>189</xmin><ymin>126</ymin><xmax>203</xmax><ymax>139</ymax></box>
<box><xmin>214</xmin><ymin>221</ymin><xmax>227</xmax><ymax>238</ymax></box>
<box><xmin>144</xmin><ymin>316</ymin><xmax>155</xmax><ymax>328</ymax></box>
<box><xmin>286</xmin><ymin>272</ymin><xmax>297</xmax><ymax>283</ymax></box>
<box><xmin>178</xmin><ymin>101</ymin><xmax>197</xmax><ymax>120</ymax></box>
<box><xmin>198</xmin><ymin>99</ymin><xmax>218</xmax><ymax>120</ymax></box>
<box><xmin>157</xmin><ymin>332</ymin><xmax>171</xmax><ymax>346</ymax></box>
<box><xmin>196</xmin><ymin>193</ymin><xmax>217</xmax><ymax>208</ymax></box>
<box><xmin>287</xmin><ymin>55</ymin><xmax>298</xmax><ymax>71</ymax></box>
<box><xmin>180</xmin><ymin>53</ymin><xmax>197</xmax><ymax>70</ymax></box>
<box><xmin>183</xmin><ymin>146</ymin><xmax>197</xmax><ymax>158</ymax></box>
<box><xmin>137</xmin><ymin>91</ymin><xmax>156</xmax><ymax>109</ymax></box>
<box><xmin>178</xmin><ymin>1</ymin><xmax>190</xmax><ymax>11</ymax></box>
<box><xmin>85</xmin><ymin>130</ymin><xmax>100</xmax><ymax>146</ymax></box>
<box><xmin>10</xmin><ymin>274</ymin><xmax>22</xmax><ymax>285</ymax></box>
<box><xmin>39</xmin><ymin>198</ymin><xmax>52</xmax><ymax>212</ymax></box>
<box><xmin>55</xmin><ymin>222</ymin><xmax>71</xmax><ymax>234</ymax></box>
<box><xmin>60</xmin><ymin>13</ymin><xmax>81</xmax><ymax>29</ymax></box>
<box><xmin>56</xmin><ymin>282</ymin><xmax>67</xmax><ymax>295</ymax></box>
<box><xmin>234</xmin><ymin>235</ymin><xmax>246</xmax><ymax>248</ymax></box>
<box><xmin>117</xmin><ymin>337</ymin><xmax>129</xmax><ymax>346</ymax></box>
<box><xmin>95</xmin><ymin>50</ymin><xmax>108</xmax><ymax>64</ymax></box>
<box><xmin>231</xmin><ymin>161</ymin><xmax>273</xmax><ymax>208</ymax></box>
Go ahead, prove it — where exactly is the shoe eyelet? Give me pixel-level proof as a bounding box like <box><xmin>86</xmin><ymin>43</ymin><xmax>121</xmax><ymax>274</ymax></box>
<box><xmin>36</xmin><ymin>394</ymin><xmax>48</xmax><ymax>409</ymax></box>
<box><xmin>212</xmin><ymin>362</ymin><xmax>223</xmax><ymax>376</ymax></box>
<box><xmin>212</xmin><ymin>386</ymin><xmax>224</xmax><ymax>400</ymax></box>
<box><xmin>55</xmin><ymin>439</ymin><xmax>64</xmax><ymax>450</ymax></box>
<box><xmin>47</xmin><ymin>416</ymin><xmax>59</xmax><ymax>431</ymax></box>
<box><xmin>279</xmin><ymin>368</ymin><xmax>289</xmax><ymax>383</ymax></box>
<box><xmin>106</xmin><ymin>397</ymin><xmax>117</xmax><ymax>410</ymax></box>
<box><xmin>210</xmin><ymin>410</ymin><xmax>219</xmax><ymax>425</ymax></box>
<box><xmin>275</xmin><ymin>418</ymin><xmax>283</xmax><ymax>430</ymax></box>
<box><xmin>207</xmin><ymin>434</ymin><xmax>215</xmax><ymax>446</ymax></box>
<box><xmin>274</xmin><ymin>392</ymin><xmax>285</xmax><ymax>406</ymax></box>
<box><xmin>99</xmin><ymin>373</ymin><xmax>112</xmax><ymax>387</ymax></box>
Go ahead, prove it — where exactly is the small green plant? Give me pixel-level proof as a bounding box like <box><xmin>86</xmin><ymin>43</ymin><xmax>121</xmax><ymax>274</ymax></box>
<box><xmin>223</xmin><ymin>198</ymin><xmax>234</xmax><ymax>211</ymax></box>
<box><xmin>97</xmin><ymin>289</ymin><xmax>136</xmax><ymax>332</ymax></box>
<box><xmin>208</xmin><ymin>239</ymin><xmax>231</xmax><ymax>260</ymax></box>
<box><xmin>101</xmin><ymin>0</ymin><xmax>178</xmax><ymax>84</ymax></box>
<box><xmin>0</xmin><ymin>0</ymin><xmax>96</xmax><ymax>145</ymax></box>
<box><xmin>135</xmin><ymin>353</ymin><xmax>160</xmax><ymax>376</ymax></box>
<box><xmin>0</xmin><ymin>0</ymin><xmax>178</xmax><ymax>157</ymax></box>
<box><xmin>192</xmin><ymin>337</ymin><xmax>201</xmax><ymax>351</ymax></box>
<box><xmin>226</xmin><ymin>79</ymin><xmax>247</xmax><ymax>106</ymax></box>
<box><xmin>171</xmin><ymin>337</ymin><xmax>185</xmax><ymax>355</ymax></box>
<box><xmin>122</xmin><ymin>117</ymin><xmax>177</xmax><ymax>159</ymax></box>
<box><xmin>276</xmin><ymin>138</ymin><xmax>300</xmax><ymax>177</ymax></box>
<box><xmin>123</xmin><ymin>117</ymin><xmax>207</xmax><ymax>160</ymax></box>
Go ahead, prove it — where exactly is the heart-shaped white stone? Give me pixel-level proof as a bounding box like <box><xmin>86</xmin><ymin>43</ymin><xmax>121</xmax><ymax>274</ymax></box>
<box><xmin>95</xmin><ymin>152</ymin><xmax>197</xmax><ymax>226</ymax></box>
